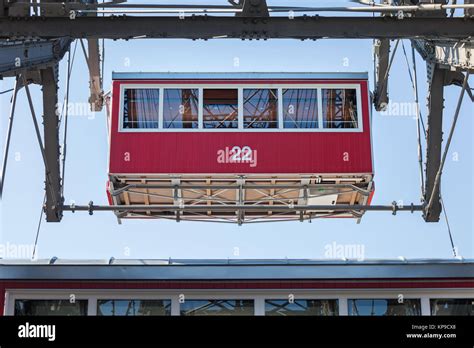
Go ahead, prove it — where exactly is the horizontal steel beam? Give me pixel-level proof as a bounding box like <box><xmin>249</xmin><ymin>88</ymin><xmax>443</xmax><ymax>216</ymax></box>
<box><xmin>1</xmin><ymin>16</ymin><xmax>473</xmax><ymax>40</ymax></box>
<box><xmin>62</xmin><ymin>203</ymin><xmax>424</xmax><ymax>213</ymax></box>
<box><xmin>0</xmin><ymin>39</ymin><xmax>71</xmax><ymax>77</ymax></box>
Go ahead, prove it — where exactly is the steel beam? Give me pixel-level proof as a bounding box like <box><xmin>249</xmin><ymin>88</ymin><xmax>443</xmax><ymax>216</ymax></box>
<box><xmin>0</xmin><ymin>39</ymin><xmax>71</xmax><ymax>78</ymax></box>
<box><xmin>239</xmin><ymin>0</ymin><xmax>269</xmax><ymax>17</ymax></box>
<box><xmin>41</xmin><ymin>66</ymin><xmax>63</xmax><ymax>222</ymax></box>
<box><xmin>0</xmin><ymin>16</ymin><xmax>473</xmax><ymax>40</ymax></box>
<box><xmin>80</xmin><ymin>38</ymin><xmax>103</xmax><ymax>111</ymax></box>
<box><xmin>86</xmin><ymin>39</ymin><xmax>103</xmax><ymax>111</ymax></box>
<box><xmin>423</xmin><ymin>64</ymin><xmax>444</xmax><ymax>222</ymax></box>
<box><xmin>62</xmin><ymin>203</ymin><xmax>424</xmax><ymax>213</ymax></box>
<box><xmin>374</xmin><ymin>39</ymin><xmax>390</xmax><ymax>111</ymax></box>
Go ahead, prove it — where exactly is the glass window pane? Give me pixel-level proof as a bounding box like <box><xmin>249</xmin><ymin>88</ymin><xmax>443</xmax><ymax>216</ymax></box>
<box><xmin>163</xmin><ymin>89</ymin><xmax>199</xmax><ymax>129</ymax></box>
<box><xmin>180</xmin><ymin>300</ymin><xmax>254</xmax><ymax>316</ymax></box>
<box><xmin>243</xmin><ymin>89</ymin><xmax>278</xmax><ymax>129</ymax></box>
<box><xmin>322</xmin><ymin>88</ymin><xmax>358</xmax><ymax>129</ymax></box>
<box><xmin>348</xmin><ymin>299</ymin><xmax>421</xmax><ymax>316</ymax></box>
<box><xmin>431</xmin><ymin>299</ymin><xmax>474</xmax><ymax>316</ymax></box>
<box><xmin>97</xmin><ymin>299</ymin><xmax>171</xmax><ymax>316</ymax></box>
<box><xmin>203</xmin><ymin>89</ymin><xmax>238</xmax><ymax>129</ymax></box>
<box><xmin>265</xmin><ymin>299</ymin><xmax>338</xmax><ymax>316</ymax></box>
<box><xmin>283</xmin><ymin>89</ymin><xmax>318</xmax><ymax>129</ymax></box>
<box><xmin>14</xmin><ymin>300</ymin><xmax>88</xmax><ymax>316</ymax></box>
<box><xmin>123</xmin><ymin>88</ymin><xmax>160</xmax><ymax>129</ymax></box>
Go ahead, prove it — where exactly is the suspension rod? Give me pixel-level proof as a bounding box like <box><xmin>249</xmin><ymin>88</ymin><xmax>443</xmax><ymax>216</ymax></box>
<box><xmin>0</xmin><ymin>77</ymin><xmax>20</xmax><ymax>198</ymax></box>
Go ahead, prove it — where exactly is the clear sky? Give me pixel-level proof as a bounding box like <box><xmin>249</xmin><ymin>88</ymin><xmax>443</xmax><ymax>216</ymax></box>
<box><xmin>1</xmin><ymin>1</ymin><xmax>473</xmax><ymax>260</ymax></box>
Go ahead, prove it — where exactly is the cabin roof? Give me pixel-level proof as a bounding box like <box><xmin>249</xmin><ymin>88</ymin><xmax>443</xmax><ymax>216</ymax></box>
<box><xmin>0</xmin><ymin>258</ymin><xmax>472</xmax><ymax>281</ymax></box>
<box><xmin>112</xmin><ymin>72</ymin><xmax>369</xmax><ymax>80</ymax></box>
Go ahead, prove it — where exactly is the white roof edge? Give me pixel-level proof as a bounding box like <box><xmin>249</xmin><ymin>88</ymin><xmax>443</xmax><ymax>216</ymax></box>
<box><xmin>0</xmin><ymin>258</ymin><xmax>471</xmax><ymax>266</ymax></box>
<box><xmin>112</xmin><ymin>72</ymin><xmax>369</xmax><ymax>80</ymax></box>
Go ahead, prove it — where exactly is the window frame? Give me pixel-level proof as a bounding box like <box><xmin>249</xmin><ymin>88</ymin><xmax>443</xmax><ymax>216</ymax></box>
<box><xmin>117</xmin><ymin>83</ymin><xmax>364</xmax><ymax>133</ymax></box>
<box><xmin>201</xmin><ymin>87</ymin><xmax>240</xmax><ymax>130</ymax></box>
<box><xmin>10</xmin><ymin>288</ymin><xmax>471</xmax><ymax>316</ymax></box>
<box><xmin>264</xmin><ymin>298</ymin><xmax>339</xmax><ymax>316</ymax></box>
<box><xmin>242</xmin><ymin>87</ymin><xmax>279</xmax><ymax>130</ymax></box>
<box><xmin>320</xmin><ymin>87</ymin><xmax>361</xmax><ymax>130</ymax></box>
<box><xmin>96</xmin><ymin>298</ymin><xmax>172</xmax><ymax>316</ymax></box>
<box><xmin>162</xmin><ymin>88</ymin><xmax>200</xmax><ymax>130</ymax></box>
<box><xmin>121</xmin><ymin>86</ymin><xmax>161</xmax><ymax>130</ymax></box>
<box><xmin>180</xmin><ymin>299</ymin><xmax>256</xmax><ymax>316</ymax></box>
<box><xmin>347</xmin><ymin>298</ymin><xmax>422</xmax><ymax>316</ymax></box>
<box><xmin>281</xmin><ymin>87</ymin><xmax>320</xmax><ymax>130</ymax></box>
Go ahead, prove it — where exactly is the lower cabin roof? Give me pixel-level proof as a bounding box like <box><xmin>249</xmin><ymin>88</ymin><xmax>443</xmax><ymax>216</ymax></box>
<box><xmin>0</xmin><ymin>259</ymin><xmax>473</xmax><ymax>281</ymax></box>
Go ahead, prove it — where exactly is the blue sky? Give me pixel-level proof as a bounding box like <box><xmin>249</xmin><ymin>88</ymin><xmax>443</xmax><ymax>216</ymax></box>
<box><xmin>1</xmin><ymin>4</ymin><xmax>473</xmax><ymax>260</ymax></box>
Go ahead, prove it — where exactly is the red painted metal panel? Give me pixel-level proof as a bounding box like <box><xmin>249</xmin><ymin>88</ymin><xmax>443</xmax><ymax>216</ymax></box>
<box><xmin>0</xmin><ymin>285</ymin><xmax>4</xmax><ymax>316</ymax></box>
<box><xmin>108</xmin><ymin>79</ymin><xmax>373</xmax><ymax>175</ymax></box>
<box><xmin>1</xmin><ymin>279</ymin><xmax>473</xmax><ymax>291</ymax></box>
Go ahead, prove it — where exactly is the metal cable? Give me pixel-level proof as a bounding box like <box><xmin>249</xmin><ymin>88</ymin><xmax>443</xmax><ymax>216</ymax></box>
<box><xmin>401</xmin><ymin>40</ymin><xmax>425</xmax><ymax>200</ymax></box>
<box><xmin>61</xmin><ymin>42</ymin><xmax>77</xmax><ymax>196</ymax></box>
<box><xmin>32</xmin><ymin>194</ymin><xmax>46</xmax><ymax>260</ymax></box>
<box><xmin>440</xmin><ymin>195</ymin><xmax>457</xmax><ymax>257</ymax></box>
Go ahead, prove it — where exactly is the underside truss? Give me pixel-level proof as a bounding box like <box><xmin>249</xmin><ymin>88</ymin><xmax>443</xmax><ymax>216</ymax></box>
<box><xmin>108</xmin><ymin>174</ymin><xmax>375</xmax><ymax>224</ymax></box>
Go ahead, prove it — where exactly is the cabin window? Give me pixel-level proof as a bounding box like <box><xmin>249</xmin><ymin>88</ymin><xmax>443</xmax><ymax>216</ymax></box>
<box><xmin>97</xmin><ymin>299</ymin><xmax>172</xmax><ymax>316</ymax></box>
<box><xmin>203</xmin><ymin>89</ymin><xmax>238</xmax><ymax>129</ymax></box>
<box><xmin>282</xmin><ymin>89</ymin><xmax>318</xmax><ymax>128</ymax></box>
<box><xmin>14</xmin><ymin>299</ymin><xmax>88</xmax><ymax>316</ymax></box>
<box><xmin>265</xmin><ymin>299</ymin><xmax>338</xmax><ymax>316</ymax></box>
<box><xmin>348</xmin><ymin>299</ymin><xmax>421</xmax><ymax>316</ymax></box>
<box><xmin>430</xmin><ymin>299</ymin><xmax>474</xmax><ymax>316</ymax></box>
<box><xmin>243</xmin><ymin>89</ymin><xmax>278</xmax><ymax>129</ymax></box>
<box><xmin>180</xmin><ymin>299</ymin><xmax>254</xmax><ymax>316</ymax></box>
<box><xmin>322</xmin><ymin>88</ymin><xmax>358</xmax><ymax>129</ymax></box>
<box><xmin>163</xmin><ymin>89</ymin><xmax>199</xmax><ymax>129</ymax></box>
<box><xmin>122</xmin><ymin>88</ymin><xmax>160</xmax><ymax>129</ymax></box>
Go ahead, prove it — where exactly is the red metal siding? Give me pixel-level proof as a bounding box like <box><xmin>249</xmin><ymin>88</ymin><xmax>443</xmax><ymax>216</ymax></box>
<box><xmin>0</xmin><ymin>285</ymin><xmax>4</xmax><ymax>316</ymax></box>
<box><xmin>108</xmin><ymin>79</ymin><xmax>373</xmax><ymax>175</ymax></box>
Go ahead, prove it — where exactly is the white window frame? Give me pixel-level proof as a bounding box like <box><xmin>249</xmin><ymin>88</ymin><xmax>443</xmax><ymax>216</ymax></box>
<box><xmin>161</xmin><ymin>87</ymin><xmax>200</xmax><ymax>130</ymax></box>
<box><xmin>5</xmin><ymin>288</ymin><xmax>473</xmax><ymax>316</ymax></box>
<box><xmin>6</xmin><ymin>290</ymin><xmax>92</xmax><ymax>316</ymax></box>
<box><xmin>201</xmin><ymin>86</ymin><xmax>240</xmax><ymax>132</ymax></box>
<box><xmin>117</xmin><ymin>83</ymin><xmax>364</xmax><ymax>133</ymax></box>
<box><xmin>280</xmin><ymin>87</ymin><xmax>320</xmax><ymax>130</ymax></box>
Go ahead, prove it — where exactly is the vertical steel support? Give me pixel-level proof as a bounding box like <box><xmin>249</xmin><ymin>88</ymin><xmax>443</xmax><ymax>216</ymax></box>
<box><xmin>86</xmin><ymin>39</ymin><xmax>103</xmax><ymax>112</ymax></box>
<box><xmin>423</xmin><ymin>64</ymin><xmax>444</xmax><ymax>222</ymax></box>
<box><xmin>41</xmin><ymin>66</ymin><xmax>63</xmax><ymax>222</ymax></box>
<box><xmin>374</xmin><ymin>39</ymin><xmax>390</xmax><ymax>111</ymax></box>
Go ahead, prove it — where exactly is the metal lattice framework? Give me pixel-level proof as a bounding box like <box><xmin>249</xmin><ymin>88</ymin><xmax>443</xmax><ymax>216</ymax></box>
<box><xmin>0</xmin><ymin>0</ymin><xmax>473</xmax><ymax>223</ymax></box>
<box><xmin>103</xmin><ymin>174</ymin><xmax>378</xmax><ymax>224</ymax></box>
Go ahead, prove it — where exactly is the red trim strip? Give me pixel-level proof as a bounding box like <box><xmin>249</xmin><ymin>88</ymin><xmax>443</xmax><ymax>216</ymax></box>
<box><xmin>1</xmin><ymin>280</ymin><xmax>473</xmax><ymax>290</ymax></box>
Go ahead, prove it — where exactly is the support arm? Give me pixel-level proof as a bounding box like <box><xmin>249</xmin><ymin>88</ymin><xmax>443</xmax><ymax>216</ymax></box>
<box><xmin>41</xmin><ymin>66</ymin><xmax>63</xmax><ymax>222</ymax></box>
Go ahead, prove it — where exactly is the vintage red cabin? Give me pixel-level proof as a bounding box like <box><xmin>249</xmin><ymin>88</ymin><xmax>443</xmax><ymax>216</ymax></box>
<box><xmin>106</xmin><ymin>72</ymin><xmax>375</xmax><ymax>223</ymax></box>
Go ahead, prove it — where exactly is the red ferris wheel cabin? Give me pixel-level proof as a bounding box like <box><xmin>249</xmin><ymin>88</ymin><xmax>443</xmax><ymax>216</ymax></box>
<box><xmin>106</xmin><ymin>72</ymin><xmax>375</xmax><ymax>223</ymax></box>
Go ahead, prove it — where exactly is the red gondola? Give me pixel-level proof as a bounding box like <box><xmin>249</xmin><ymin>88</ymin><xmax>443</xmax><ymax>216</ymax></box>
<box><xmin>106</xmin><ymin>72</ymin><xmax>374</xmax><ymax>223</ymax></box>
